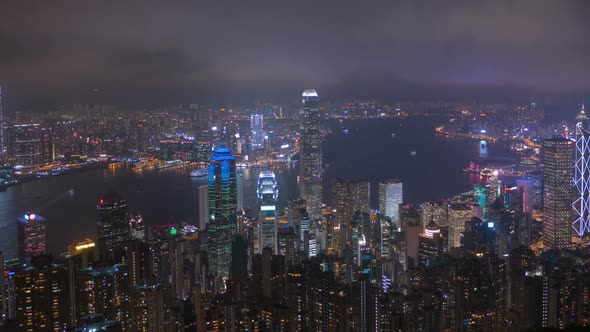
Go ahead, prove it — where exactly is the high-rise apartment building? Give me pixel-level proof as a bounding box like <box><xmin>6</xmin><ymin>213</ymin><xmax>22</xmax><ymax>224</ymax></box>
<box><xmin>13</xmin><ymin>255</ymin><xmax>71</xmax><ymax>331</ymax></box>
<box><xmin>543</xmin><ymin>138</ymin><xmax>574</xmax><ymax>249</ymax></box>
<box><xmin>75</xmin><ymin>263</ymin><xmax>130</xmax><ymax>327</ymax></box>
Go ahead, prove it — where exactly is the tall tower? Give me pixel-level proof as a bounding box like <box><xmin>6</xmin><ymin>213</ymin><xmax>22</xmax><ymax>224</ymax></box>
<box><xmin>96</xmin><ymin>192</ymin><xmax>130</xmax><ymax>263</ymax></box>
<box><xmin>299</xmin><ymin>89</ymin><xmax>322</xmax><ymax>221</ymax></box>
<box><xmin>257</xmin><ymin>170</ymin><xmax>278</xmax><ymax>253</ymax></box>
<box><xmin>573</xmin><ymin>104</ymin><xmax>590</xmax><ymax>238</ymax></box>
<box><xmin>17</xmin><ymin>212</ymin><xmax>46</xmax><ymax>262</ymax></box>
<box><xmin>543</xmin><ymin>138</ymin><xmax>574</xmax><ymax>249</ymax></box>
<box><xmin>207</xmin><ymin>145</ymin><xmax>237</xmax><ymax>285</ymax></box>
<box><xmin>379</xmin><ymin>179</ymin><xmax>403</xmax><ymax>225</ymax></box>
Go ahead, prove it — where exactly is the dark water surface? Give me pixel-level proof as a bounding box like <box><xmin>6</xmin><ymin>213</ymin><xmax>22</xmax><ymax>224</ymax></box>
<box><xmin>0</xmin><ymin>117</ymin><xmax>513</xmax><ymax>258</ymax></box>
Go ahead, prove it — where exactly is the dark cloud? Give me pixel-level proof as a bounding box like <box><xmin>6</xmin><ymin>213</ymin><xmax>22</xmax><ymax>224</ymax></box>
<box><xmin>1</xmin><ymin>0</ymin><xmax>589</xmax><ymax>108</ymax></box>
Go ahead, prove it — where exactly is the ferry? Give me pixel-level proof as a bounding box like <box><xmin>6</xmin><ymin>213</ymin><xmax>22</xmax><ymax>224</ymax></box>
<box><xmin>156</xmin><ymin>160</ymin><xmax>189</xmax><ymax>170</ymax></box>
<box><xmin>189</xmin><ymin>169</ymin><xmax>208</xmax><ymax>178</ymax></box>
<box><xmin>463</xmin><ymin>162</ymin><xmax>481</xmax><ymax>174</ymax></box>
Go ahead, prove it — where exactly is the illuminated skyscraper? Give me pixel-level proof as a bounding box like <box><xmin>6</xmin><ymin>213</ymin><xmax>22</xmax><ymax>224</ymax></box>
<box><xmin>129</xmin><ymin>283</ymin><xmax>174</xmax><ymax>332</ymax></box>
<box><xmin>75</xmin><ymin>262</ymin><xmax>131</xmax><ymax>328</ymax></box>
<box><xmin>96</xmin><ymin>192</ymin><xmax>130</xmax><ymax>263</ymax></box>
<box><xmin>448</xmin><ymin>203</ymin><xmax>472</xmax><ymax>248</ymax></box>
<box><xmin>379</xmin><ymin>179</ymin><xmax>403</xmax><ymax>224</ymax></box>
<box><xmin>332</xmin><ymin>178</ymin><xmax>370</xmax><ymax>251</ymax></box>
<box><xmin>257</xmin><ymin>170</ymin><xmax>278</xmax><ymax>253</ymax></box>
<box><xmin>197</xmin><ymin>184</ymin><xmax>209</xmax><ymax>230</ymax></box>
<box><xmin>299</xmin><ymin>89</ymin><xmax>322</xmax><ymax>221</ymax></box>
<box><xmin>543</xmin><ymin>138</ymin><xmax>574</xmax><ymax>249</ymax></box>
<box><xmin>13</xmin><ymin>255</ymin><xmax>71</xmax><ymax>331</ymax></box>
<box><xmin>573</xmin><ymin>105</ymin><xmax>590</xmax><ymax>238</ymax></box>
<box><xmin>17</xmin><ymin>212</ymin><xmax>46</xmax><ymax>261</ymax></box>
<box><xmin>207</xmin><ymin>145</ymin><xmax>237</xmax><ymax>285</ymax></box>
<box><xmin>250</xmin><ymin>114</ymin><xmax>264</xmax><ymax>150</ymax></box>
<box><xmin>129</xmin><ymin>213</ymin><xmax>145</xmax><ymax>240</ymax></box>
<box><xmin>418</xmin><ymin>220</ymin><xmax>447</xmax><ymax>266</ymax></box>
<box><xmin>421</xmin><ymin>200</ymin><xmax>447</xmax><ymax>227</ymax></box>
<box><xmin>237</xmin><ymin>169</ymin><xmax>244</xmax><ymax>211</ymax></box>
<box><xmin>7</xmin><ymin>124</ymin><xmax>46</xmax><ymax>166</ymax></box>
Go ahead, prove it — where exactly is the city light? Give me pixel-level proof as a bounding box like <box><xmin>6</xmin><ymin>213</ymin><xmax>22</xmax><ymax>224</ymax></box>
<box><xmin>75</xmin><ymin>242</ymin><xmax>96</xmax><ymax>251</ymax></box>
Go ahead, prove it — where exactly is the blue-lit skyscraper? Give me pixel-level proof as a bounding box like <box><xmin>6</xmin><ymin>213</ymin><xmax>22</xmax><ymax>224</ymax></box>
<box><xmin>250</xmin><ymin>114</ymin><xmax>264</xmax><ymax>150</ymax></box>
<box><xmin>208</xmin><ymin>145</ymin><xmax>237</xmax><ymax>286</ymax></box>
<box><xmin>573</xmin><ymin>105</ymin><xmax>590</xmax><ymax>238</ymax></box>
<box><xmin>299</xmin><ymin>89</ymin><xmax>322</xmax><ymax>221</ymax></box>
<box><xmin>257</xmin><ymin>170</ymin><xmax>278</xmax><ymax>253</ymax></box>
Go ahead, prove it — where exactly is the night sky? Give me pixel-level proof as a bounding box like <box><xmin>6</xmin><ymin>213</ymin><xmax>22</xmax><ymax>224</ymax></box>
<box><xmin>1</xmin><ymin>1</ymin><xmax>590</xmax><ymax>107</ymax></box>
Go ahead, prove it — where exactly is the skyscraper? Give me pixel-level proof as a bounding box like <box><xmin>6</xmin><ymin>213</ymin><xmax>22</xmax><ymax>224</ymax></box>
<box><xmin>448</xmin><ymin>203</ymin><xmax>472</xmax><ymax>248</ymax></box>
<box><xmin>208</xmin><ymin>145</ymin><xmax>237</xmax><ymax>285</ymax></box>
<box><xmin>96</xmin><ymin>192</ymin><xmax>130</xmax><ymax>262</ymax></box>
<box><xmin>299</xmin><ymin>89</ymin><xmax>322</xmax><ymax>221</ymax></box>
<box><xmin>379</xmin><ymin>179</ymin><xmax>403</xmax><ymax>225</ymax></box>
<box><xmin>197</xmin><ymin>184</ymin><xmax>209</xmax><ymax>230</ymax></box>
<box><xmin>129</xmin><ymin>213</ymin><xmax>145</xmax><ymax>240</ymax></box>
<box><xmin>7</xmin><ymin>124</ymin><xmax>45</xmax><ymax>166</ymax></box>
<box><xmin>332</xmin><ymin>178</ymin><xmax>371</xmax><ymax>254</ymax></box>
<box><xmin>17</xmin><ymin>212</ymin><xmax>46</xmax><ymax>261</ymax></box>
<box><xmin>250</xmin><ymin>114</ymin><xmax>264</xmax><ymax>150</ymax></box>
<box><xmin>257</xmin><ymin>170</ymin><xmax>278</xmax><ymax>253</ymax></box>
<box><xmin>543</xmin><ymin>138</ymin><xmax>574</xmax><ymax>249</ymax></box>
<box><xmin>13</xmin><ymin>255</ymin><xmax>71</xmax><ymax>331</ymax></box>
<box><xmin>573</xmin><ymin>105</ymin><xmax>590</xmax><ymax>238</ymax></box>
<box><xmin>75</xmin><ymin>262</ymin><xmax>131</xmax><ymax>328</ymax></box>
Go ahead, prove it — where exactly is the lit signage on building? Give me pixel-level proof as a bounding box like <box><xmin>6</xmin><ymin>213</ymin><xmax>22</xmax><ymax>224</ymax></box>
<box><xmin>75</xmin><ymin>242</ymin><xmax>96</xmax><ymax>251</ymax></box>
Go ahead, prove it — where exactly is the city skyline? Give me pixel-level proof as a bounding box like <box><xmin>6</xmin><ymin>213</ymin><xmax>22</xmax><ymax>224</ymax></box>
<box><xmin>3</xmin><ymin>2</ymin><xmax>590</xmax><ymax>331</ymax></box>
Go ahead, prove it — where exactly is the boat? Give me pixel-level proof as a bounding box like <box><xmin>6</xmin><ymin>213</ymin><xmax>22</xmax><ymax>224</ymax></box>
<box><xmin>410</xmin><ymin>150</ymin><xmax>417</xmax><ymax>157</ymax></box>
<box><xmin>463</xmin><ymin>162</ymin><xmax>481</xmax><ymax>173</ymax></box>
<box><xmin>189</xmin><ymin>169</ymin><xmax>208</xmax><ymax>178</ymax></box>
